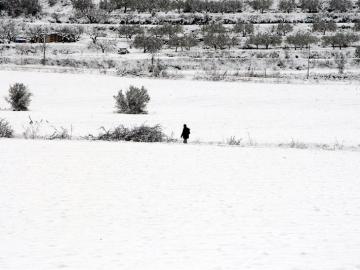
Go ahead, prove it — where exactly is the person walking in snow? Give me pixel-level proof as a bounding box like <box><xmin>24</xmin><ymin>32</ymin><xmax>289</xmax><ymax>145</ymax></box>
<box><xmin>181</xmin><ymin>124</ymin><xmax>190</xmax><ymax>144</ymax></box>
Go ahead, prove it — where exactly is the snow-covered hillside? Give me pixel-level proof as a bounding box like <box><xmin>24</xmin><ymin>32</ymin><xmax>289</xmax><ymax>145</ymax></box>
<box><xmin>1</xmin><ymin>139</ymin><xmax>360</xmax><ymax>270</ymax></box>
<box><xmin>1</xmin><ymin>70</ymin><xmax>360</xmax><ymax>145</ymax></box>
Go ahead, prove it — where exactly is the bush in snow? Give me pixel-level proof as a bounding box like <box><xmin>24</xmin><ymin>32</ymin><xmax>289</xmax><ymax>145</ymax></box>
<box><xmin>354</xmin><ymin>47</ymin><xmax>360</xmax><ymax>63</ymax></box>
<box><xmin>0</xmin><ymin>118</ymin><xmax>14</xmax><ymax>138</ymax></box>
<box><xmin>114</xmin><ymin>85</ymin><xmax>150</xmax><ymax>114</ymax></box>
<box><xmin>5</xmin><ymin>83</ymin><xmax>32</xmax><ymax>111</ymax></box>
<box><xmin>95</xmin><ymin>124</ymin><xmax>164</xmax><ymax>142</ymax></box>
<box><xmin>227</xmin><ymin>136</ymin><xmax>242</xmax><ymax>146</ymax></box>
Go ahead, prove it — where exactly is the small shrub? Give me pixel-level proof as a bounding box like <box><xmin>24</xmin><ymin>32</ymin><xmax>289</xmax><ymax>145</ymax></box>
<box><xmin>289</xmin><ymin>139</ymin><xmax>308</xmax><ymax>149</ymax></box>
<box><xmin>48</xmin><ymin>126</ymin><xmax>72</xmax><ymax>140</ymax></box>
<box><xmin>0</xmin><ymin>118</ymin><xmax>14</xmax><ymax>138</ymax></box>
<box><xmin>96</xmin><ymin>124</ymin><xmax>164</xmax><ymax>142</ymax></box>
<box><xmin>114</xmin><ymin>85</ymin><xmax>150</xmax><ymax>114</ymax></box>
<box><xmin>227</xmin><ymin>136</ymin><xmax>242</xmax><ymax>145</ymax></box>
<box><xmin>22</xmin><ymin>118</ymin><xmax>44</xmax><ymax>139</ymax></box>
<box><xmin>5</xmin><ymin>83</ymin><xmax>32</xmax><ymax>111</ymax></box>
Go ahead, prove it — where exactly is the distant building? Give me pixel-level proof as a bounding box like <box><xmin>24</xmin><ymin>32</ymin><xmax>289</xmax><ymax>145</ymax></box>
<box><xmin>30</xmin><ymin>33</ymin><xmax>73</xmax><ymax>43</ymax></box>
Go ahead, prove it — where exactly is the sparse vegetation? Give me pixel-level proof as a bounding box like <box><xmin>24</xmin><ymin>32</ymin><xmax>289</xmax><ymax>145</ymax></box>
<box><xmin>227</xmin><ymin>136</ymin><xmax>242</xmax><ymax>145</ymax></box>
<box><xmin>94</xmin><ymin>124</ymin><xmax>164</xmax><ymax>142</ymax></box>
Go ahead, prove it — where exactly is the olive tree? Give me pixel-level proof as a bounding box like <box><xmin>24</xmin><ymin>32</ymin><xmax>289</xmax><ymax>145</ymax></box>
<box><xmin>232</xmin><ymin>21</ymin><xmax>254</xmax><ymax>37</ymax></box>
<box><xmin>278</xmin><ymin>0</ymin><xmax>297</xmax><ymax>13</ymax></box>
<box><xmin>133</xmin><ymin>34</ymin><xmax>163</xmax><ymax>68</ymax></box>
<box><xmin>312</xmin><ymin>18</ymin><xmax>337</xmax><ymax>35</ymax></box>
<box><xmin>247</xmin><ymin>32</ymin><xmax>282</xmax><ymax>49</ymax></box>
<box><xmin>286</xmin><ymin>31</ymin><xmax>318</xmax><ymax>49</ymax></box>
<box><xmin>328</xmin><ymin>0</ymin><xmax>352</xmax><ymax>12</ymax></box>
<box><xmin>322</xmin><ymin>32</ymin><xmax>359</xmax><ymax>49</ymax></box>
<box><xmin>299</xmin><ymin>0</ymin><xmax>322</xmax><ymax>13</ymax></box>
<box><xmin>248</xmin><ymin>0</ymin><xmax>273</xmax><ymax>13</ymax></box>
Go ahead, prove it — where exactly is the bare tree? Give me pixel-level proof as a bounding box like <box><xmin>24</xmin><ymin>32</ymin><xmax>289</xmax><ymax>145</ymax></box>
<box><xmin>87</xmin><ymin>27</ymin><xmax>106</xmax><ymax>44</ymax></box>
<box><xmin>88</xmin><ymin>39</ymin><xmax>117</xmax><ymax>53</ymax></box>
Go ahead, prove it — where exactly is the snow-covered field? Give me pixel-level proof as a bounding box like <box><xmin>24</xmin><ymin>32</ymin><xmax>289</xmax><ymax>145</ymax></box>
<box><xmin>1</xmin><ymin>139</ymin><xmax>360</xmax><ymax>270</ymax></box>
<box><xmin>1</xmin><ymin>70</ymin><xmax>360</xmax><ymax>269</ymax></box>
<box><xmin>1</xmin><ymin>70</ymin><xmax>360</xmax><ymax>145</ymax></box>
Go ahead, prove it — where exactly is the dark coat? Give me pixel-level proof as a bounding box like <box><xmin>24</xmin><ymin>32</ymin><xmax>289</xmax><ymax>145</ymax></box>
<box><xmin>181</xmin><ymin>126</ymin><xmax>190</xmax><ymax>139</ymax></box>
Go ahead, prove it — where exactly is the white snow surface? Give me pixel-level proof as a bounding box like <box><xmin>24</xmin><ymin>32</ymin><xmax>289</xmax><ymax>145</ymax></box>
<box><xmin>1</xmin><ymin>139</ymin><xmax>360</xmax><ymax>270</ymax></box>
<box><xmin>1</xmin><ymin>70</ymin><xmax>360</xmax><ymax>145</ymax></box>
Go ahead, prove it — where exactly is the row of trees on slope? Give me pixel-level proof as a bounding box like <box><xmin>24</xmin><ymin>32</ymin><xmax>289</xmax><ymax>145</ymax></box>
<box><xmin>76</xmin><ymin>0</ymin><xmax>360</xmax><ymax>14</ymax></box>
<box><xmin>2</xmin><ymin>0</ymin><xmax>360</xmax><ymax>18</ymax></box>
<box><xmin>86</xmin><ymin>22</ymin><xmax>359</xmax><ymax>55</ymax></box>
<box><xmin>1</xmin><ymin>19</ymin><xmax>359</xmax><ymax>51</ymax></box>
<box><xmin>121</xmin><ymin>22</ymin><xmax>360</xmax><ymax>51</ymax></box>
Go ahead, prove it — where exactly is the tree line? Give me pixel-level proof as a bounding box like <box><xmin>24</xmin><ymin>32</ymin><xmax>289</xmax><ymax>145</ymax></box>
<box><xmin>1</xmin><ymin>19</ymin><xmax>359</xmax><ymax>52</ymax></box>
<box><xmin>86</xmin><ymin>21</ymin><xmax>360</xmax><ymax>54</ymax></box>
<box><xmin>1</xmin><ymin>0</ymin><xmax>360</xmax><ymax>18</ymax></box>
<box><xmin>92</xmin><ymin>0</ymin><xmax>360</xmax><ymax>14</ymax></box>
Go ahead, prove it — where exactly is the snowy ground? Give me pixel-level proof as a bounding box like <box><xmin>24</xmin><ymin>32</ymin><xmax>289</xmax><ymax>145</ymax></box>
<box><xmin>1</xmin><ymin>139</ymin><xmax>360</xmax><ymax>270</ymax></box>
<box><xmin>1</xmin><ymin>70</ymin><xmax>360</xmax><ymax>269</ymax></box>
<box><xmin>1</xmin><ymin>70</ymin><xmax>360</xmax><ymax>145</ymax></box>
